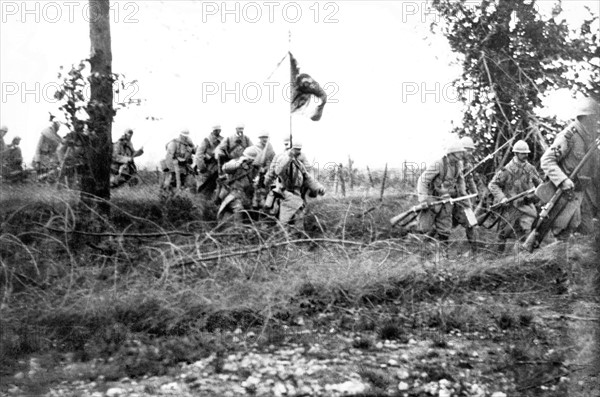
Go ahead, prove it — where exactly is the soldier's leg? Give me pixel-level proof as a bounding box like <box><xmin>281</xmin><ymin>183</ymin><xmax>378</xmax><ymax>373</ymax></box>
<box><xmin>453</xmin><ymin>202</ymin><xmax>479</xmax><ymax>253</ymax></box>
<box><xmin>435</xmin><ymin>204</ymin><xmax>453</xmax><ymax>258</ymax></box>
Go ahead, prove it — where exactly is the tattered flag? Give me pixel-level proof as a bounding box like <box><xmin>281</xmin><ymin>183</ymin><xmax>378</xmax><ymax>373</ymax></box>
<box><xmin>289</xmin><ymin>52</ymin><xmax>327</xmax><ymax>121</ymax></box>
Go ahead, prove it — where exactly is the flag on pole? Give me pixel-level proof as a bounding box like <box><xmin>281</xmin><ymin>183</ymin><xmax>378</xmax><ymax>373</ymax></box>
<box><xmin>289</xmin><ymin>52</ymin><xmax>327</xmax><ymax>121</ymax></box>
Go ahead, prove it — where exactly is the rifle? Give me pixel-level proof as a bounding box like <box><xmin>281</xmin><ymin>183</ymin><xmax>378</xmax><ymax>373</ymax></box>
<box><xmin>522</xmin><ymin>136</ymin><xmax>600</xmax><ymax>252</ymax></box>
<box><xmin>390</xmin><ymin>193</ymin><xmax>478</xmax><ymax>227</ymax></box>
<box><xmin>465</xmin><ymin>137</ymin><xmax>515</xmax><ymax>176</ymax></box>
<box><xmin>475</xmin><ymin>187</ymin><xmax>536</xmax><ymax>225</ymax></box>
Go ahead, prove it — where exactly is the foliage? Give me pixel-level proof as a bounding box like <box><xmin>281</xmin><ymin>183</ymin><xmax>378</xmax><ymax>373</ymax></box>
<box><xmin>53</xmin><ymin>60</ymin><xmax>141</xmax><ymax>134</ymax></box>
<box><xmin>431</xmin><ymin>0</ymin><xmax>599</xmax><ymax>171</ymax></box>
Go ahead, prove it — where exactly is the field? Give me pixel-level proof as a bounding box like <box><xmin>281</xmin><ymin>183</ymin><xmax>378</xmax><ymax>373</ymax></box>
<box><xmin>0</xmin><ymin>174</ymin><xmax>598</xmax><ymax>397</ymax></box>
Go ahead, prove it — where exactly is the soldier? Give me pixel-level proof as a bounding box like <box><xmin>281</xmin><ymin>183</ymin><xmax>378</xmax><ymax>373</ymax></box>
<box><xmin>3</xmin><ymin>136</ymin><xmax>25</xmax><ymax>182</ymax></box>
<box><xmin>110</xmin><ymin>128</ymin><xmax>144</xmax><ymax>188</ymax></box>
<box><xmin>252</xmin><ymin>131</ymin><xmax>276</xmax><ymax>210</ymax></box>
<box><xmin>264</xmin><ymin>141</ymin><xmax>325</xmax><ymax>233</ymax></box>
<box><xmin>0</xmin><ymin>125</ymin><xmax>8</xmax><ymax>176</ymax></box>
<box><xmin>33</xmin><ymin>121</ymin><xmax>63</xmax><ymax>182</ymax></box>
<box><xmin>214</xmin><ymin>122</ymin><xmax>253</xmax><ymax>168</ymax></box>
<box><xmin>282</xmin><ymin>137</ymin><xmax>311</xmax><ymax>171</ymax></box>
<box><xmin>160</xmin><ymin>129</ymin><xmax>195</xmax><ymax>195</ymax></box>
<box><xmin>416</xmin><ymin>138</ymin><xmax>477</xmax><ymax>256</ymax></box>
<box><xmin>194</xmin><ymin>124</ymin><xmax>223</xmax><ymax>198</ymax></box>
<box><xmin>217</xmin><ymin>146</ymin><xmax>261</xmax><ymax>224</ymax></box>
<box><xmin>488</xmin><ymin>140</ymin><xmax>542</xmax><ymax>252</ymax></box>
<box><xmin>539</xmin><ymin>97</ymin><xmax>599</xmax><ymax>239</ymax></box>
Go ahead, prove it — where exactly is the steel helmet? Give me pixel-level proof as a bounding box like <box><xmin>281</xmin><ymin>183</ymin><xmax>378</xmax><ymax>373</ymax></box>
<box><xmin>258</xmin><ymin>130</ymin><xmax>269</xmax><ymax>138</ymax></box>
<box><xmin>445</xmin><ymin>137</ymin><xmax>465</xmax><ymax>155</ymax></box>
<box><xmin>0</xmin><ymin>125</ymin><xmax>7</xmax><ymax>132</ymax></box>
<box><xmin>180</xmin><ymin>129</ymin><xmax>190</xmax><ymax>136</ymax></box>
<box><xmin>460</xmin><ymin>136</ymin><xmax>475</xmax><ymax>150</ymax></box>
<box><xmin>291</xmin><ymin>140</ymin><xmax>302</xmax><ymax>150</ymax></box>
<box><xmin>236</xmin><ymin>122</ymin><xmax>245</xmax><ymax>129</ymax></box>
<box><xmin>574</xmin><ymin>97</ymin><xmax>600</xmax><ymax>117</ymax></box>
<box><xmin>242</xmin><ymin>146</ymin><xmax>260</xmax><ymax>160</ymax></box>
<box><xmin>512</xmin><ymin>140</ymin><xmax>530</xmax><ymax>154</ymax></box>
<box><xmin>212</xmin><ymin>124</ymin><xmax>221</xmax><ymax>131</ymax></box>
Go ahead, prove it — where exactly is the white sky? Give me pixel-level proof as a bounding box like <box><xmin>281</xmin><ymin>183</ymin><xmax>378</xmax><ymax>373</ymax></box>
<box><xmin>1</xmin><ymin>0</ymin><xmax>598</xmax><ymax>170</ymax></box>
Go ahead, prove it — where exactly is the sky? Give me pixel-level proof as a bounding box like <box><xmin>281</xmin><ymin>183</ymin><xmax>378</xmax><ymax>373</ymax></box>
<box><xmin>1</xmin><ymin>0</ymin><xmax>598</xmax><ymax>171</ymax></box>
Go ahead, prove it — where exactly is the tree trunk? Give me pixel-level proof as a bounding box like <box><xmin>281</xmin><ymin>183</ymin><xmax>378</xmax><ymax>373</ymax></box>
<box><xmin>84</xmin><ymin>0</ymin><xmax>113</xmax><ymax>216</ymax></box>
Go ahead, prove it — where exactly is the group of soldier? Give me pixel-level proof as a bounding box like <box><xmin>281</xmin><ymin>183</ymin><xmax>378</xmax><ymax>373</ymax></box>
<box><xmin>151</xmin><ymin>122</ymin><xmax>325</xmax><ymax>230</ymax></box>
<box><xmin>2</xmin><ymin>96</ymin><xmax>598</xmax><ymax>248</ymax></box>
<box><xmin>411</xmin><ymin>96</ymin><xmax>599</xmax><ymax>255</ymax></box>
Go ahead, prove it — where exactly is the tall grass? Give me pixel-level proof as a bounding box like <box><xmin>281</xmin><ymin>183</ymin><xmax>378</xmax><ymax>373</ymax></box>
<box><xmin>1</xmin><ymin>181</ymin><xmax>597</xmax><ymax>389</ymax></box>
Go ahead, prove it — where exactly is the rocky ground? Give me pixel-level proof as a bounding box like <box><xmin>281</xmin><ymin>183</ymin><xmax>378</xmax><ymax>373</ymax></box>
<box><xmin>1</xmin><ymin>220</ymin><xmax>598</xmax><ymax>397</ymax></box>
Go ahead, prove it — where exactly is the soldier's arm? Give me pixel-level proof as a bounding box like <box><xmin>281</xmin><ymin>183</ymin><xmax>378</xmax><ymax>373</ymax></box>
<box><xmin>488</xmin><ymin>170</ymin><xmax>507</xmax><ymax>202</ymax></box>
<box><xmin>214</xmin><ymin>137</ymin><xmax>229</xmax><ymax>160</ymax></box>
<box><xmin>457</xmin><ymin>162</ymin><xmax>468</xmax><ymax>197</ymax></box>
<box><xmin>540</xmin><ymin>131</ymin><xmax>570</xmax><ymax>188</ymax></box>
<box><xmin>417</xmin><ymin>162</ymin><xmax>439</xmax><ymax>203</ymax></box>
<box><xmin>222</xmin><ymin>158</ymin><xmax>244</xmax><ymax>174</ymax></box>
<box><xmin>528</xmin><ymin>164</ymin><xmax>543</xmax><ymax>186</ymax></box>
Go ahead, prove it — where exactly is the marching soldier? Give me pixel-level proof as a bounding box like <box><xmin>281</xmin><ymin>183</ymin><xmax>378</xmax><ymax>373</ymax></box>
<box><xmin>488</xmin><ymin>140</ymin><xmax>542</xmax><ymax>252</ymax></box>
<box><xmin>214</xmin><ymin>122</ymin><xmax>253</xmax><ymax>168</ymax></box>
<box><xmin>194</xmin><ymin>125</ymin><xmax>223</xmax><ymax>198</ymax></box>
<box><xmin>110</xmin><ymin>128</ymin><xmax>144</xmax><ymax>188</ymax></box>
<box><xmin>160</xmin><ymin>129</ymin><xmax>195</xmax><ymax>195</ymax></box>
<box><xmin>539</xmin><ymin>97</ymin><xmax>599</xmax><ymax>239</ymax></box>
<box><xmin>33</xmin><ymin>121</ymin><xmax>63</xmax><ymax>182</ymax></box>
<box><xmin>217</xmin><ymin>146</ymin><xmax>261</xmax><ymax>224</ymax></box>
<box><xmin>252</xmin><ymin>131</ymin><xmax>276</xmax><ymax>210</ymax></box>
<box><xmin>264</xmin><ymin>141</ymin><xmax>324</xmax><ymax>233</ymax></box>
<box><xmin>416</xmin><ymin>137</ymin><xmax>477</xmax><ymax>256</ymax></box>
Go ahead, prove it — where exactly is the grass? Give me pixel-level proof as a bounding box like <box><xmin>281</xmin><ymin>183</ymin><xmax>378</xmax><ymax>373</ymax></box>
<box><xmin>1</xmin><ymin>181</ymin><xmax>598</xmax><ymax>395</ymax></box>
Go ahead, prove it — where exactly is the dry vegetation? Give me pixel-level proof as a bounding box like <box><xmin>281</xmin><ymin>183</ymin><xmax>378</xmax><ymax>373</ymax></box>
<box><xmin>0</xmin><ymin>174</ymin><xmax>598</xmax><ymax>396</ymax></box>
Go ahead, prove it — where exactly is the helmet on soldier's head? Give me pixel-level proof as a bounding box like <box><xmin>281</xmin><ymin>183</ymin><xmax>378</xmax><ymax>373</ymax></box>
<box><xmin>212</xmin><ymin>124</ymin><xmax>221</xmax><ymax>131</ymax></box>
<box><xmin>574</xmin><ymin>97</ymin><xmax>600</xmax><ymax>117</ymax></box>
<box><xmin>512</xmin><ymin>140</ymin><xmax>530</xmax><ymax>153</ymax></box>
<box><xmin>445</xmin><ymin>137</ymin><xmax>465</xmax><ymax>155</ymax></box>
<box><xmin>52</xmin><ymin>121</ymin><xmax>61</xmax><ymax>130</ymax></box>
<box><xmin>258</xmin><ymin>130</ymin><xmax>269</xmax><ymax>138</ymax></box>
<box><xmin>291</xmin><ymin>141</ymin><xmax>302</xmax><ymax>150</ymax></box>
<box><xmin>460</xmin><ymin>137</ymin><xmax>475</xmax><ymax>150</ymax></box>
<box><xmin>236</xmin><ymin>122</ymin><xmax>245</xmax><ymax>129</ymax></box>
<box><xmin>0</xmin><ymin>125</ymin><xmax>7</xmax><ymax>132</ymax></box>
<box><xmin>242</xmin><ymin>146</ymin><xmax>260</xmax><ymax>160</ymax></box>
<box><xmin>180</xmin><ymin>129</ymin><xmax>190</xmax><ymax>136</ymax></box>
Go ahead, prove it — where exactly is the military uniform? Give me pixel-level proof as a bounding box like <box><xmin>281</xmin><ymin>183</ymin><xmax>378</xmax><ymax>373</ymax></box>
<box><xmin>110</xmin><ymin>134</ymin><xmax>143</xmax><ymax>188</ymax></box>
<box><xmin>218</xmin><ymin>156</ymin><xmax>259</xmax><ymax>223</ymax></box>
<box><xmin>540</xmin><ymin>121</ymin><xmax>599</xmax><ymax>236</ymax></box>
<box><xmin>214</xmin><ymin>134</ymin><xmax>253</xmax><ymax>163</ymax></box>
<box><xmin>161</xmin><ymin>135</ymin><xmax>195</xmax><ymax>193</ymax></box>
<box><xmin>417</xmin><ymin>156</ymin><xmax>470</xmax><ymax>244</ymax></box>
<box><xmin>3</xmin><ymin>139</ymin><xmax>24</xmax><ymax>182</ymax></box>
<box><xmin>489</xmin><ymin>157</ymin><xmax>542</xmax><ymax>246</ymax></box>
<box><xmin>251</xmin><ymin>142</ymin><xmax>276</xmax><ymax>209</ymax></box>
<box><xmin>264</xmin><ymin>150</ymin><xmax>324</xmax><ymax>231</ymax></box>
<box><xmin>33</xmin><ymin>123</ymin><xmax>62</xmax><ymax>181</ymax></box>
<box><xmin>194</xmin><ymin>132</ymin><xmax>222</xmax><ymax>197</ymax></box>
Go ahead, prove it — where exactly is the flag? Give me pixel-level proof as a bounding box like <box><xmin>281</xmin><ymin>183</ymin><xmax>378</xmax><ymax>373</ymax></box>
<box><xmin>289</xmin><ymin>52</ymin><xmax>327</xmax><ymax>121</ymax></box>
